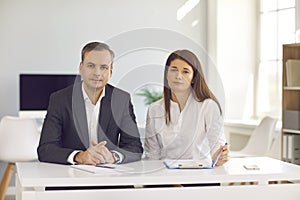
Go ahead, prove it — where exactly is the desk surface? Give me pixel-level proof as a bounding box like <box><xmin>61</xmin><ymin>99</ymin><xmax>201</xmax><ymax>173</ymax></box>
<box><xmin>16</xmin><ymin>157</ymin><xmax>300</xmax><ymax>187</ymax></box>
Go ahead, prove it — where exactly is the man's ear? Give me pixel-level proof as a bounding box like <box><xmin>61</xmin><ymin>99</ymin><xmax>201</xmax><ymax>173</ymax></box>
<box><xmin>79</xmin><ymin>62</ymin><xmax>83</xmax><ymax>74</ymax></box>
<box><xmin>110</xmin><ymin>66</ymin><xmax>113</xmax><ymax>77</ymax></box>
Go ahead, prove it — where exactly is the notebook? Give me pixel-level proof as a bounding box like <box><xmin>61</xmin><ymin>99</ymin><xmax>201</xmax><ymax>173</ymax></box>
<box><xmin>163</xmin><ymin>160</ymin><xmax>213</xmax><ymax>169</ymax></box>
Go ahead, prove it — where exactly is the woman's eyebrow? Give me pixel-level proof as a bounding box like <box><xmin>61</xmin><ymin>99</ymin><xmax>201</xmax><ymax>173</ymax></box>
<box><xmin>183</xmin><ymin>67</ymin><xmax>192</xmax><ymax>71</ymax></box>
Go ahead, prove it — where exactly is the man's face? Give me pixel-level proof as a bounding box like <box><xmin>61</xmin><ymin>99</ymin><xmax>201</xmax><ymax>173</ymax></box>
<box><xmin>80</xmin><ymin>50</ymin><xmax>112</xmax><ymax>93</ymax></box>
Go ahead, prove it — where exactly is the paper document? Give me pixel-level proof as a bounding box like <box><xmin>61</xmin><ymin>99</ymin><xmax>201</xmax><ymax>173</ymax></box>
<box><xmin>71</xmin><ymin>164</ymin><xmax>133</xmax><ymax>174</ymax></box>
<box><xmin>97</xmin><ymin>163</ymin><xmax>134</xmax><ymax>172</ymax></box>
<box><xmin>163</xmin><ymin>160</ymin><xmax>212</xmax><ymax>169</ymax></box>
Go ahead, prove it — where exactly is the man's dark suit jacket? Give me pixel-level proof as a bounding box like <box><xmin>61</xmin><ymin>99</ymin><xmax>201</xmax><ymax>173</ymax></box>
<box><xmin>37</xmin><ymin>82</ymin><xmax>143</xmax><ymax>164</ymax></box>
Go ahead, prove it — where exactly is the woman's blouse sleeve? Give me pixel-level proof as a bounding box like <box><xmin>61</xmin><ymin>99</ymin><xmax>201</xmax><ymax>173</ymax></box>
<box><xmin>204</xmin><ymin>99</ymin><xmax>226</xmax><ymax>156</ymax></box>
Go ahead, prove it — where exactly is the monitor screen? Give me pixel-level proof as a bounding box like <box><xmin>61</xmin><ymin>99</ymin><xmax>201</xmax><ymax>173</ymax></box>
<box><xmin>19</xmin><ymin>74</ymin><xmax>80</xmax><ymax>111</ymax></box>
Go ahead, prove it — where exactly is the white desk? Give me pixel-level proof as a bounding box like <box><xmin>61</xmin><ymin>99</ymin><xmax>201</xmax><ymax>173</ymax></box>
<box><xmin>16</xmin><ymin>157</ymin><xmax>300</xmax><ymax>200</ymax></box>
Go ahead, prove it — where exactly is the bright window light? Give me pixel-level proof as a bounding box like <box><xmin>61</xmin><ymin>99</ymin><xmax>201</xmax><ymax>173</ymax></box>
<box><xmin>257</xmin><ymin>0</ymin><xmax>295</xmax><ymax>119</ymax></box>
<box><xmin>191</xmin><ymin>19</ymin><xmax>199</xmax><ymax>27</ymax></box>
<box><xmin>177</xmin><ymin>0</ymin><xmax>200</xmax><ymax>21</ymax></box>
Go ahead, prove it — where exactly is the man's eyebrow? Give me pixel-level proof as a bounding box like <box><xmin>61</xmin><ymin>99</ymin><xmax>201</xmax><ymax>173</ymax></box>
<box><xmin>86</xmin><ymin>62</ymin><xmax>95</xmax><ymax>65</ymax></box>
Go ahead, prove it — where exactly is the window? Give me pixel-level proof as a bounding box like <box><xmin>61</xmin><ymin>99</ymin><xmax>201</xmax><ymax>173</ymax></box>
<box><xmin>257</xmin><ymin>0</ymin><xmax>295</xmax><ymax>119</ymax></box>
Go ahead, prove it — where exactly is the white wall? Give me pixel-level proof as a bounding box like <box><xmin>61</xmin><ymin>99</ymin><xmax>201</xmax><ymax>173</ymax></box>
<box><xmin>0</xmin><ymin>0</ymin><xmax>210</xmax><ymax>124</ymax></box>
<box><xmin>207</xmin><ymin>0</ymin><xmax>217</xmax><ymax>63</ymax></box>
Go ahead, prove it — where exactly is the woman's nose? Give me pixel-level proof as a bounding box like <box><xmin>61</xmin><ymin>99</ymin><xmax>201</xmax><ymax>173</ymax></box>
<box><xmin>176</xmin><ymin>72</ymin><xmax>183</xmax><ymax>79</ymax></box>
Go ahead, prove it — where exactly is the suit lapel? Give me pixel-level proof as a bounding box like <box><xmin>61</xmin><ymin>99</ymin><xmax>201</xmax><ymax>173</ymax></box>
<box><xmin>72</xmin><ymin>82</ymin><xmax>89</xmax><ymax>148</ymax></box>
<box><xmin>98</xmin><ymin>85</ymin><xmax>113</xmax><ymax>142</ymax></box>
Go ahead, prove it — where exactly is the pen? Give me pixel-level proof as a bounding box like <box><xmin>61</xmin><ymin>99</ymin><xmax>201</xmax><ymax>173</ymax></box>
<box><xmin>96</xmin><ymin>164</ymin><xmax>116</xmax><ymax>169</ymax></box>
<box><xmin>211</xmin><ymin>142</ymin><xmax>228</xmax><ymax>168</ymax></box>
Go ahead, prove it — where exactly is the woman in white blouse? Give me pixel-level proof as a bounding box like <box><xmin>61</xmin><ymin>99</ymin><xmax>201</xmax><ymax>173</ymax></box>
<box><xmin>144</xmin><ymin>49</ymin><xmax>229</xmax><ymax>166</ymax></box>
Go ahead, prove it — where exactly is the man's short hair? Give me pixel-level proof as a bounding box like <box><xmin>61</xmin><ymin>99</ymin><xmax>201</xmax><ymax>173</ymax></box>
<box><xmin>81</xmin><ymin>42</ymin><xmax>115</xmax><ymax>62</ymax></box>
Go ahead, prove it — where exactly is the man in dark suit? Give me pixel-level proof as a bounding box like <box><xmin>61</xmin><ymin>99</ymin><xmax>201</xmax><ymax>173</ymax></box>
<box><xmin>37</xmin><ymin>42</ymin><xmax>143</xmax><ymax>165</ymax></box>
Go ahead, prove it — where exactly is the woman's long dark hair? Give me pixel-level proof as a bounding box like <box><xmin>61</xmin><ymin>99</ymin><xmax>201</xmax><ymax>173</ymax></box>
<box><xmin>163</xmin><ymin>49</ymin><xmax>222</xmax><ymax>125</ymax></box>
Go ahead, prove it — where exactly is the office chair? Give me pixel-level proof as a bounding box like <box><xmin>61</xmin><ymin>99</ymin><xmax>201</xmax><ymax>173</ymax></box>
<box><xmin>0</xmin><ymin>116</ymin><xmax>40</xmax><ymax>200</ymax></box>
<box><xmin>230</xmin><ymin>116</ymin><xmax>278</xmax><ymax>157</ymax></box>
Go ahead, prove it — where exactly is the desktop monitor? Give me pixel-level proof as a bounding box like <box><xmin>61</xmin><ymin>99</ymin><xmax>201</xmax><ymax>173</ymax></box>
<box><xmin>19</xmin><ymin>74</ymin><xmax>80</xmax><ymax>118</ymax></box>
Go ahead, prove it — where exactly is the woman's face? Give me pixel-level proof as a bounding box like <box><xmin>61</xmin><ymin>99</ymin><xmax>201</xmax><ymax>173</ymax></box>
<box><xmin>167</xmin><ymin>58</ymin><xmax>194</xmax><ymax>93</ymax></box>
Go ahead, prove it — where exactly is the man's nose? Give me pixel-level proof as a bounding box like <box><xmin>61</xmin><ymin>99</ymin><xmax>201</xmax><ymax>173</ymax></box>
<box><xmin>94</xmin><ymin>66</ymin><xmax>102</xmax><ymax>75</ymax></box>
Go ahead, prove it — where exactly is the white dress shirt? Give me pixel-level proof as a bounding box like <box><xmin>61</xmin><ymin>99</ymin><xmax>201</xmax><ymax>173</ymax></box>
<box><xmin>67</xmin><ymin>84</ymin><xmax>104</xmax><ymax>164</ymax></box>
<box><xmin>144</xmin><ymin>92</ymin><xmax>226</xmax><ymax>166</ymax></box>
<box><xmin>82</xmin><ymin>84</ymin><xmax>104</xmax><ymax>146</ymax></box>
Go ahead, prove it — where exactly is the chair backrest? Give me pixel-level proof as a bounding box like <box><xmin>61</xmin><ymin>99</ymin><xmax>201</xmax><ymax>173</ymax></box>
<box><xmin>241</xmin><ymin>116</ymin><xmax>277</xmax><ymax>156</ymax></box>
<box><xmin>0</xmin><ymin>116</ymin><xmax>40</xmax><ymax>162</ymax></box>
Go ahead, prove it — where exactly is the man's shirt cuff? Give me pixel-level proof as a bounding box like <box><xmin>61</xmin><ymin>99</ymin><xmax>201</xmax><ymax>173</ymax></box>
<box><xmin>67</xmin><ymin>150</ymin><xmax>81</xmax><ymax>165</ymax></box>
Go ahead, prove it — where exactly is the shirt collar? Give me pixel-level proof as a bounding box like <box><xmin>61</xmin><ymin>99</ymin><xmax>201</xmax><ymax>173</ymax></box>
<box><xmin>81</xmin><ymin>82</ymin><xmax>105</xmax><ymax>105</ymax></box>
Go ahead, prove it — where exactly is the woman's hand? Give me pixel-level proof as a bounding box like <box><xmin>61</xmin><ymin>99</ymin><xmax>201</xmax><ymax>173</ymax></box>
<box><xmin>212</xmin><ymin>143</ymin><xmax>230</xmax><ymax>166</ymax></box>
